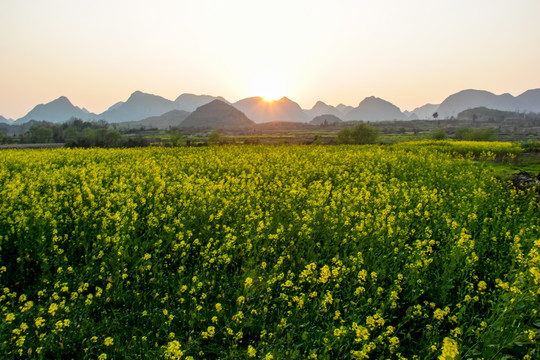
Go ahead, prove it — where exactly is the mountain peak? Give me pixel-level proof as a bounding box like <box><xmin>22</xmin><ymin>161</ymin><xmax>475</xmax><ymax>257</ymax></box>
<box><xmin>55</xmin><ymin>95</ymin><xmax>71</xmax><ymax>103</ymax></box>
<box><xmin>180</xmin><ymin>99</ymin><xmax>254</xmax><ymax>128</ymax></box>
<box><xmin>344</xmin><ymin>96</ymin><xmax>406</xmax><ymax>121</ymax></box>
<box><xmin>174</xmin><ymin>94</ymin><xmax>228</xmax><ymax>112</ymax></box>
<box><xmin>15</xmin><ymin>96</ymin><xmax>96</xmax><ymax>124</ymax></box>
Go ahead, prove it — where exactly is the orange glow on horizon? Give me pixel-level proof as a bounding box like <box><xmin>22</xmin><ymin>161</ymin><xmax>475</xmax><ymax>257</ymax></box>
<box><xmin>253</xmin><ymin>73</ymin><xmax>285</xmax><ymax>103</ymax></box>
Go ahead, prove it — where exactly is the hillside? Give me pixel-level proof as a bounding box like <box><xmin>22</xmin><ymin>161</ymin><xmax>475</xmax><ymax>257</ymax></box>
<box><xmin>344</xmin><ymin>96</ymin><xmax>407</xmax><ymax>121</ymax></box>
<box><xmin>180</xmin><ymin>100</ymin><xmax>254</xmax><ymax>128</ymax></box>
<box><xmin>310</xmin><ymin>114</ymin><xmax>342</xmax><ymax>125</ymax></box>
<box><xmin>118</xmin><ymin>109</ymin><xmax>191</xmax><ymax>129</ymax></box>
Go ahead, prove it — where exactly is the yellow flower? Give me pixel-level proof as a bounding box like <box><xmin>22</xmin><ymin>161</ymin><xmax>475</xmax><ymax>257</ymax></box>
<box><xmin>35</xmin><ymin>317</ymin><xmax>45</xmax><ymax>328</ymax></box>
<box><xmin>247</xmin><ymin>345</ymin><xmax>257</xmax><ymax>357</ymax></box>
<box><xmin>215</xmin><ymin>303</ymin><xmax>222</xmax><ymax>312</ymax></box>
<box><xmin>438</xmin><ymin>337</ymin><xmax>459</xmax><ymax>360</ymax></box>
<box><xmin>5</xmin><ymin>313</ymin><xmax>15</xmax><ymax>323</ymax></box>
<box><xmin>163</xmin><ymin>340</ymin><xmax>184</xmax><ymax>359</ymax></box>
<box><xmin>104</xmin><ymin>337</ymin><xmax>114</xmax><ymax>346</ymax></box>
<box><xmin>98</xmin><ymin>354</ymin><xmax>107</xmax><ymax>360</ymax></box>
<box><xmin>478</xmin><ymin>281</ymin><xmax>487</xmax><ymax>291</ymax></box>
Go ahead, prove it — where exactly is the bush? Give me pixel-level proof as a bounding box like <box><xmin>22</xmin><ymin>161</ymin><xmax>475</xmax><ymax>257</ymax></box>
<box><xmin>454</xmin><ymin>127</ymin><xmax>498</xmax><ymax>141</ymax></box>
<box><xmin>430</xmin><ymin>129</ymin><xmax>447</xmax><ymax>140</ymax></box>
<box><xmin>336</xmin><ymin>123</ymin><xmax>379</xmax><ymax>144</ymax></box>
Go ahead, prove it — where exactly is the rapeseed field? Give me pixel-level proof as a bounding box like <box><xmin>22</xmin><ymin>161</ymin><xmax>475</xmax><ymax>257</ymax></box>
<box><xmin>0</xmin><ymin>144</ymin><xmax>538</xmax><ymax>359</ymax></box>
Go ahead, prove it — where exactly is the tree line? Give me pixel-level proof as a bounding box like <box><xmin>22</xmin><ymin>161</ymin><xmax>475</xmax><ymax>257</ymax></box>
<box><xmin>0</xmin><ymin>118</ymin><xmax>149</xmax><ymax>147</ymax></box>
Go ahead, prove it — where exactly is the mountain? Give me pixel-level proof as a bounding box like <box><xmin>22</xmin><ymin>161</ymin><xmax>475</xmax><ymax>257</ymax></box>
<box><xmin>15</xmin><ymin>96</ymin><xmax>98</xmax><ymax>124</ymax></box>
<box><xmin>106</xmin><ymin>101</ymin><xmax>125</xmax><ymax>111</ymax></box>
<box><xmin>457</xmin><ymin>107</ymin><xmax>533</xmax><ymax>121</ymax></box>
<box><xmin>174</xmin><ymin>94</ymin><xmax>229</xmax><ymax>112</ymax></box>
<box><xmin>410</xmin><ymin>104</ymin><xmax>440</xmax><ymax>120</ymax></box>
<box><xmin>99</xmin><ymin>91</ymin><xmax>179</xmax><ymax>123</ymax></box>
<box><xmin>233</xmin><ymin>96</ymin><xmax>309</xmax><ymax>123</ymax></box>
<box><xmin>337</xmin><ymin>104</ymin><xmax>354</xmax><ymax>115</ymax></box>
<box><xmin>517</xmin><ymin>89</ymin><xmax>540</xmax><ymax>113</ymax></box>
<box><xmin>403</xmin><ymin>111</ymin><xmax>419</xmax><ymax>120</ymax></box>
<box><xmin>310</xmin><ymin>114</ymin><xmax>342</xmax><ymax>125</ymax></box>
<box><xmin>305</xmin><ymin>101</ymin><xmax>342</xmax><ymax>119</ymax></box>
<box><xmin>118</xmin><ymin>110</ymin><xmax>191</xmax><ymax>129</ymax></box>
<box><xmin>180</xmin><ymin>100</ymin><xmax>254</xmax><ymax>128</ymax></box>
<box><xmin>436</xmin><ymin>89</ymin><xmax>522</xmax><ymax>118</ymax></box>
<box><xmin>344</xmin><ymin>96</ymin><xmax>407</xmax><ymax>121</ymax></box>
<box><xmin>0</xmin><ymin>115</ymin><xmax>12</xmax><ymax>124</ymax></box>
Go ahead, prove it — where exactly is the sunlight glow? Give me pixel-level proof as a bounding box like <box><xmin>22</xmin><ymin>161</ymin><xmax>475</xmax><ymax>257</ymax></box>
<box><xmin>253</xmin><ymin>74</ymin><xmax>285</xmax><ymax>102</ymax></box>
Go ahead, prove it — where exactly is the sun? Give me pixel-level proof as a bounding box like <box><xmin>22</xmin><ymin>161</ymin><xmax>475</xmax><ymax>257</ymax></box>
<box><xmin>253</xmin><ymin>74</ymin><xmax>285</xmax><ymax>102</ymax></box>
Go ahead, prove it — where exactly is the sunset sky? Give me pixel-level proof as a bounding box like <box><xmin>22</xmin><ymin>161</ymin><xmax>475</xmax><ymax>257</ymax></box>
<box><xmin>1</xmin><ymin>0</ymin><xmax>539</xmax><ymax>119</ymax></box>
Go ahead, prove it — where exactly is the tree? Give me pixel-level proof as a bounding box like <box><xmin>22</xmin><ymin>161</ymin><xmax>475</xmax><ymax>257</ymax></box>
<box><xmin>80</xmin><ymin>128</ymin><xmax>96</xmax><ymax>147</ymax></box>
<box><xmin>430</xmin><ymin>129</ymin><xmax>447</xmax><ymax>140</ymax></box>
<box><xmin>207</xmin><ymin>130</ymin><xmax>223</xmax><ymax>145</ymax></box>
<box><xmin>63</xmin><ymin>126</ymin><xmax>79</xmax><ymax>146</ymax></box>
<box><xmin>454</xmin><ymin>127</ymin><xmax>472</xmax><ymax>140</ymax></box>
<box><xmin>336</xmin><ymin>123</ymin><xmax>379</xmax><ymax>144</ymax></box>
<box><xmin>432</xmin><ymin>112</ymin><xmax>439</xmax><ymax>120</ymax></box>
<box><xmin>169</xmin><ymin>131</ymin><xmax>186</xmax><ymax>147</ymax></box>
<box><xmin>454</xmin><ymin>127</ymin><xmax>498</xmax><ymax>141</ymax></box>
<box><xmin>28</xmin><ymin>126</ymin><xmax>53</xmax><ymax>143</ymax></box>
<box><xmin>104</xmin><ymin>130</ymin><xmax>122</xmax><ymax>147</ymax></box>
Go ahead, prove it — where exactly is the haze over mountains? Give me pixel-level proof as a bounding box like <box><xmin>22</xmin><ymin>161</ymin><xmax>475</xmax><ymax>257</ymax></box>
<box><xmin>3</xmin><ymin>88</ymin><xmax>540</xmax><ymax>127</ymax></box>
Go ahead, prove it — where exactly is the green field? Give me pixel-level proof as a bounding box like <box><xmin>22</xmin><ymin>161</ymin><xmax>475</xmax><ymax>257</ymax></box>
<box><xmin>1</xmin><ymin>143</ymin><xmax>538</xmax><ymax>359</ymax></box>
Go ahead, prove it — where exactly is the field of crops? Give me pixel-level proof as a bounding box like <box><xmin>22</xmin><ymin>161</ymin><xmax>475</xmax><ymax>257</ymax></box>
<box><xmin>1</xmin><ymin>143</ymin><xmax>538</xmax><ymax>359</ymax></box>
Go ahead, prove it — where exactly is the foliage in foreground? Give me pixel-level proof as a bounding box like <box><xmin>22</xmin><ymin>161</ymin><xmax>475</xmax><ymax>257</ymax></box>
<box><xmin>0</xmin><ymin>144</ymin><xmax>539</xmax><ymax>359</ymax></box>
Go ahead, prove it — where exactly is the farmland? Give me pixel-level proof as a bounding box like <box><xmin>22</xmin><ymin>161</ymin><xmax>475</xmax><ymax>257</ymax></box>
<box><xmin>0</xmin><ymin>143</ymin><xmax>539</xmax><ymax>359</ymax></box>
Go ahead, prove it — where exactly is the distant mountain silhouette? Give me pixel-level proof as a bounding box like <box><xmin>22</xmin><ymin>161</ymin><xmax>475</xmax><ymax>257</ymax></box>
<box><xmin>99</xmin><ymin>91</ymin><xmax>179</xmax><ymax>123</ymax></box>
<box><xmin>457</xmin><ymin>107</ymin><xmax>535</xmax><ymax>121</ymax></box>
<box><xmin>344</xmin><ymin>96</ymin><xmax>407</xmax><ymax>121</ymax></box>
<box><xmin>180</xmin><ymin>100</ymin><xmax>254</xmax><ymax>128</ymax></box>
<box><xmin>305</xmin><ymin>101</ymin><xmax>343</xmax><ymax>119</ymax></box>
<box><xmin>15</xmin><ymin>96</ymin><xmax>98</xmax><ymax>124</ymax></box>
<box><xmin>517</xmin><ymin>89</ymin><xmax>540</xmax><ymax>113</ymax></box>
<box><xmin>336</xmin><ymin>104</ymin><xmax>353</xmax><ymax>116</ymax></box>
<box><xmin>119</xmin><ymin>109</ymin><xmax>191</xmax><ymax>129</ymax></box>
<box><xmin>233</xmin><ymin>96</ymin><xmax>309</xmax><ymax>123</ymax></box>
<box><xmin>6</xmin><ymin>87</ymin><xmax>540</xmax><ymax>126</ymax></box>
<box><xmin>174</xmin><ymin>93</ymin><xmax>229</xmax><ymax>112</ymax></box>
<box><xmin>402</xmin><ymin>111</ymin><xmax>418</xmax><ymax>120</ymax></box>
<box><xmin>410</xmin><ymin>104</ymin><xmax>440</xmax><ymax>120</ymax></box>
<box><xmin>106</xmin><ymin>101</ymin><xmax>125</xmax><ymax>111</ymax></box>
<box><xmin>436</xmin><ymin>89</ymin><xmax>521</xmax><ymax>118</ymax></box>
<box><xmin>310</xmin><ymin>114</ymin><xmax>342</xmax><ymax>125</ymax></box>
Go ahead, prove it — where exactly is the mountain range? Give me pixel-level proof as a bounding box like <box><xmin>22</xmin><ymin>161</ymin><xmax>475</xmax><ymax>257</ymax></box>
<box><xmin>233</xmin><ymin>96</ymin><xmax>309</xmax><ymax>123</ymax></box>
<box><xmin>3</xmin><ymin>88</ymin><xmax>540</xmax><ymax>126</ymax></box>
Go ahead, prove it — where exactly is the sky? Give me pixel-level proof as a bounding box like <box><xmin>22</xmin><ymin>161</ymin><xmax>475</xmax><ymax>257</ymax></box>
<box><xmin>1</xmin><ymin>0</ymin><xmax>540</xmax><ymax>119</ymax></box>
